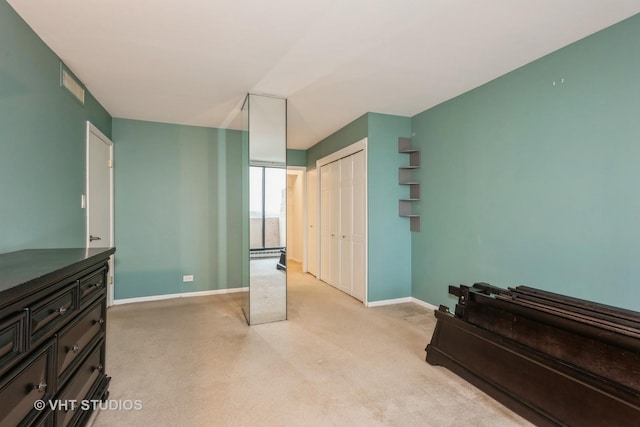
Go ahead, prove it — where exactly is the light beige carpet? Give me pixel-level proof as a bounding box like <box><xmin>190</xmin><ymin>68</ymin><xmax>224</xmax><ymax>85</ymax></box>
<box><xmin>92</xmin><ymin>263</ymin><xmax>531</xmax><ymax>426</ymax></box>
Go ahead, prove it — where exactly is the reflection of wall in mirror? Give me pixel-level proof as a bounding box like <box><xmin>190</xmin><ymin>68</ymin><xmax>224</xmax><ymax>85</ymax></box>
<box><xmin>279</xmin><ymin>187</ymin><xmax>286</xmax><ymax>247</ymax></box>
<box><xmin>248</xmin><ymin>95</ymin><xmax>286</xmax><ymax>165</ymax></box>
<box><xmin>265</xmin><ymin>217</ymin><xmax>281</xmax><ymax>248</ymax></box>
<box><xmin>286</xmin><ymin>171</ymin><xmax>305</xmax><ymax>263</ymax></box>
<box><xmin>250</xmin><ymin>217</ymin><xmax>281</xmax><ymax>249</ymax></box>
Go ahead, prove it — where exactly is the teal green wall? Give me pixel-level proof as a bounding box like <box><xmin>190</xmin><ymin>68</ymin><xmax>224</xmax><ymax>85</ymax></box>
<box><xmin>112</xmin><ymin>119</ymin><xmax>245</xmax><ymax>299</ymax></box>
<box><xmin>306</xmin><ymin>113</ymin><xmax>412</xmax><ymax>302</ymax></box>
<box><xmin>411</xmin><ymin>14</ymin><xmax>640</xmax><ymax>311</ymax></box>
<box><xmin>306</xmin><ymin>114</ymin><xmax>368</xmax><ymax>169</ymax></box>
<box><xmin>367</xmin><ymin>113</ymin><xmax>412</xmax><ymax>301</ymax></box>
<box><xmin>6</xmin><ymin>0</ymin><xmax>636</xmax><ymax>312</ymax></box>
<box><xmin>287</xmin><ymin>149</ymin><xmax>307</xmax><ymax>167</ymax></box>
<box><xmin>0</xmin><ymin>1</ymin><xmax>112</xmax><ymax>254</ymax></box>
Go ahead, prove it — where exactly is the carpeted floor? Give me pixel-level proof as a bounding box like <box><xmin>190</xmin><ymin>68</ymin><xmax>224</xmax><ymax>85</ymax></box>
<box><xmin>92</xmin><ymin>263</ymin><xmax>531</xmax><ymax>426</ymax></box>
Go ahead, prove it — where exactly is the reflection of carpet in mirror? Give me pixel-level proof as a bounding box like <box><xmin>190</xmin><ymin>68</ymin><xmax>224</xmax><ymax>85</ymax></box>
<box><xmin>250</xmin><ymin>257</ymin><xmax>286</xmax><ymax>324</ymax></box>
<box><xmin>250</xmin><ymin>257</ymin><xmax>284</xmax><ymax>278</ymax></box>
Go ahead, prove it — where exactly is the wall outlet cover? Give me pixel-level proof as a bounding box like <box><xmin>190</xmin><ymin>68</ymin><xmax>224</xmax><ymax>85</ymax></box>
<box><xmin>183</xmin><ymin>275</ymin><xmax>194</xmax><ymax>282</ymax></box>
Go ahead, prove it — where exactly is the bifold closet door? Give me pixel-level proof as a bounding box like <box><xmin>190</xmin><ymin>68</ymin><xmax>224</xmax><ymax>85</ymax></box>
<box><xmin>328</xmin><ymin>161</ymin><xmax>341</xmax><ymax>288</ymax></box>
<box><xmin>320</xmin><ymin>163</ymin><xmax>332</xmax><ymax>284</ymax></box>
<box><xmin>351</xmin><ymin>150</ymin><xmax>366</xmax><ymax>301</ymax></box>
<box><xmin>319</xmin><ymin>150</ymin><xmax>366</xmax><ymax>302</ymax></box>
<box><xmin>339</xmin><ymin>155</ymin><xmax>353</xmax><ymax>295</ymax></box>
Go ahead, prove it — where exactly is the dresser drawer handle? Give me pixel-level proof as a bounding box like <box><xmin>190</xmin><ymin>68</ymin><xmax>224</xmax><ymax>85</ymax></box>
<box><xmin>92</xmin><ymin>281</ymin><xmax>103</xmax><ymax>288</ymax></box>
<box><xmin>33</xmin><ymin>381</ymin><xmax>47</xmax><ymax>393</ymax></box>
<box><xmin>57</xmin><ymin>306</ymin><xmax>68</xmax><ymax>316</ymax></box>
<box><xmin>93</xmin><ymin>363</ymin><xmax>104</xmax><ymax>373</ymax></box>
<box><xmin>69</xmin><ymin>344</ymin><xmax>80</xmax><ymax>353</ymax></box>
<box><xmin>93</xmin><ymin>318</ymin><xmax>105</xmax><ymax>328</ymax></box>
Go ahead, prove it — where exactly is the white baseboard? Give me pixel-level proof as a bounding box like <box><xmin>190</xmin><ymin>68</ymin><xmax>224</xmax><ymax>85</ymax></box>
<box><xmin>112</xmin><ymin>287</ymin><xmax>248</xmax><ymax>306</ymax></box>
<box><xmin>366</xmin><ymin>297</ymin><xmax>413</xmax><ymax>307</ymax></box>
<box><xmin>409</xmin><ymin>297</ymin><xmax>439</xmax><ymax>311</ymax></box>
<box><xmin>366</xmin><ymin>296</ymin><xmax>438</xmax><ymax>310</ymax></box>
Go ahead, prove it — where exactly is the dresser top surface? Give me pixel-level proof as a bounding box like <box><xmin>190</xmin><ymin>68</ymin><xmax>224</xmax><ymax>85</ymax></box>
<box><xmin>0</xmin><ymin>247</ymin><xmax>115</xmax><ymax>296</ymax></box>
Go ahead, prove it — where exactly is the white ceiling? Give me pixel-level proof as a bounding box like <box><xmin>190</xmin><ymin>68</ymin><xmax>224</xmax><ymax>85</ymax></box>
<box><xmin>8</xmin><ymin>0</ymin><xmax>640</xmax><ymax>149</ymax></box>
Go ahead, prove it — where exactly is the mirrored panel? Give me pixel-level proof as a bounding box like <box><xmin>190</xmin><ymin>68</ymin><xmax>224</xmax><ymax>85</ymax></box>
<box><xmin>241</xmin><ymin>97</ymin><xmax>250</xmax><ymax>323</ymax></box>
<box><xmin>246</xmin><ymin>94</ymin><xmax>287</xmax><ymax>325</ymax></box>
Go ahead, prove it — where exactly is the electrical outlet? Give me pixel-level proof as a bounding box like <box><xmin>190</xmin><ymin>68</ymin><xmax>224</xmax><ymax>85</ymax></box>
<box><xmin>183</xmin><ymin>275</ymin><xmax>194</xmax><ymax>282</ymax></box>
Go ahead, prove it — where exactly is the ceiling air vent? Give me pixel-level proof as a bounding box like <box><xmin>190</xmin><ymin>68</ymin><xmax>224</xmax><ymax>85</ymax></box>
<box><xmin>61</xmin><ymin>65</ymin><xmax>85</xmax><ymax>104</ymax></box>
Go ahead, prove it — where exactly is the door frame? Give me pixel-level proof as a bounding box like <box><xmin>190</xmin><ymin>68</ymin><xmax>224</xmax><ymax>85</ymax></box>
<box><xmin>86</xmin><ymin>121</ymin><xmax>115</xmax><ymax>306</ymax></box>
<box><xmin>305</xmin><ymin>168</ymin><xmax>318</xmax><ymax>276</ymax></box>
<box><xmin>286</xmin><ymin>166</ymin><xmax>307</xmax><ymax>270</ymax></box>
<box><xmin>316</xmin><ymin>138</ymin><xmax>368</xmax><ymax>304</ymax></box>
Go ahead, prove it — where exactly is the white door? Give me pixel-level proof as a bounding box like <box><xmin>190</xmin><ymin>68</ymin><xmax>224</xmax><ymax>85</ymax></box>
<box><xmin>320</xmin><ymin>164</ymin><xmax>332</xmax><ymax>283</ymax></box>
<box><xmin>306</xmin><ymin>169</ymin><xmax>318</xmax><ymax>277</ymax></box>
<box><xmin>339</xmin><ymin>156</ymin><xmax>353</xmax><ymax>295</ymax></box>
<box><xmin>316</xmin><ymin>139</ymin><xmax>367</xmax><ymax>304</ymax></box>
<box><xmin>329</xmin><ymin>161</ymin><xmax>341</xmax><ymax>288</ymax></box>
<box><xmin>86</xmin><ymin>122</ymin><xmax>114</xmax><ymax>305</ymax></box>
<box><xmin>351</xmin><ymin>150</ymin><xmax>366</xmax><ymax>302</ymax></box>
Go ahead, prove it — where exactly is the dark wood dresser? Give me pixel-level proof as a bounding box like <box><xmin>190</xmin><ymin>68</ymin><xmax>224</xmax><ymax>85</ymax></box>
<box><xmin>0</xmin><ymin>248</ymin><xmax>115</xmax><ymax>427</ymax></box>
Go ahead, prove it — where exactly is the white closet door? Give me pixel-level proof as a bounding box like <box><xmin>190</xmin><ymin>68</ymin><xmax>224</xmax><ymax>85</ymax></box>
<box><xmin>320</xmin><ymin>164</ymin><xmax>332</xmax><ymax>283</ymax></box>
<box><xmin>339</xmin><ymin>156</ymin><xmax>353</xmax><ymax>295</ymax></box>
<box><xmin>317</xmin><ymin>144</ymin><xmax>366</xmax><ymax>304</ymax></box>
<box><xmin>351</xmin><ymin>150</ymin><xmax>366</xmax><ymax>301</ymax></box>
<box><xmin>329</xmin><ymin>161</ymin><xmax>341</xmax><ymax>287</ymax></box>
<box><xmin>307</xmin><ymin>169</ymin><xmax>318</xmax><ymax>277</ymax></box>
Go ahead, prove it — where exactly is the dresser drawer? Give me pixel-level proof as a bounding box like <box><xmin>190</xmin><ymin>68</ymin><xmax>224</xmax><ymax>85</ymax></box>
<box><xmin>29</xmin><ymin>284</ymin><xmax>78</xmax><ymax>346</ymax></box>
<box><xmin>0</xmin><ymin>311</ymin><xmax>27</xmax><ymax>376</ymax></box>
<box><xmin>56</xmin><ymin>341</ymin><xmax>104</xmax><ymax>427</ymax></box>
<box><xmin>0</xmin><ymin>339</ymin><xmax>55</xmax><ymax>427</ymax></box>
<box><xmin>32</xmin><ymin>410</ymin><xmax>54</xmax><ymax>427</ymax></box>
<box><xmin>78</xmin><ymin>268</ymin><xmax>106</xmax><ymax>306</ymax></box>
<box><xmin>56</xmin><ymin>299</ymin><xmax>105</xmax><ymax>385</ymax></box>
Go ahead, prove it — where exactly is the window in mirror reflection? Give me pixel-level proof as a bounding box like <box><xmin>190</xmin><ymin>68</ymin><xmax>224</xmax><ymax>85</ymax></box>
<box><xmin>250</xmin><ymin>166</ymin><xmax>286</xmax><ymax>250</ymax></box>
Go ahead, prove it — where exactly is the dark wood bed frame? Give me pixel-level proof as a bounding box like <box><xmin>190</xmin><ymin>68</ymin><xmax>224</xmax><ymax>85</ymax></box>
<box><xmin>426</xmin><ymin>283</ymin><xmax>640</xmax><ymax>426</ymax></box>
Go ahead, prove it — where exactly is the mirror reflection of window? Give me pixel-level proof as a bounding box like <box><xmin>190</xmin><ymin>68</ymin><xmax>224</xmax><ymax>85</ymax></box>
<box><xmin>249</xmin><ymin>166</ymin><xmax>286</xmax><ymax>250</ymax></box>
<box><xmin>265</xmin><ymin>168</ymin><xmax>286</xmax><ymax>248</ymax></box>
<box><xmin>249</xmin><ymin>167</ymin><xmax>264</xmax><ymax>250</ymax></box>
